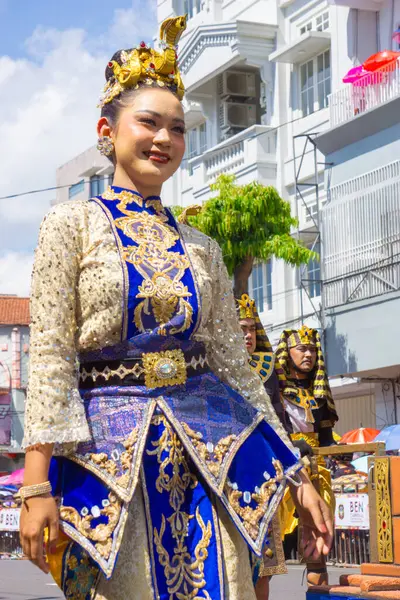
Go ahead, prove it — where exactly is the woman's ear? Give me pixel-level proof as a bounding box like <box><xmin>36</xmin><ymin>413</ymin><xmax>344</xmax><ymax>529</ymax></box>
<box><xmin>97</xmin><ymin>117</ymin><xmax>113</xmax><ymax>139</ymax></box>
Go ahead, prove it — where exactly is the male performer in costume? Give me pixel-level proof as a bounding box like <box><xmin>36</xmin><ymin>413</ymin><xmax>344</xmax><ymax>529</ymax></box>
<box><xmin>276</xmin><ymin>325</ymin><xmax>338</xmax><ymax>586</ymax></box>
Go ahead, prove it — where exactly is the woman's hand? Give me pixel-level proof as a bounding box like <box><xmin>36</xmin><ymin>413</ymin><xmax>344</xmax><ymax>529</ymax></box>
<box><xmin>20</xmin><ymin>494</ymin><xmax>59</xmax><ymax>574</ymax></box>
<box><xmin>289</xmin><ymin>469</ymin><xmax>333</xmax><ymax>561</ymax></box>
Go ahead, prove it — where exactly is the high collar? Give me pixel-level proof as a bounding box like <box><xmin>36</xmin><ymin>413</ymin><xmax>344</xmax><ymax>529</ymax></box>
<box><xmin>109</xmin><ymin>185</ymin><xmax>162</xmax><ymax>204</ymax></box>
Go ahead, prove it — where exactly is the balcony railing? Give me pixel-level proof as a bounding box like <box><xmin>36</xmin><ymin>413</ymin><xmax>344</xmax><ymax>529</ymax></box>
<box><xmin>186</xmin><ymin>125</ymin><xmax>276</xmax><ymax>192</ymax></box>
<box><xmin>322</xmin><ymin>161</ymin><xmax>400</xmax><ymax>307</ymax></box>
<box><xmin>329</xmin><ymin>58</ymin><xmax>400</xmax><ymax>127</ymax></box>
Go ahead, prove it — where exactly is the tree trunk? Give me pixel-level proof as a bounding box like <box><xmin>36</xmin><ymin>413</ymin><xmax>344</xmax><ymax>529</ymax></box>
<box><xmin>233</xmin><ymin>256</ymin><xmax>254</xmax><ymax>299</ymax></box>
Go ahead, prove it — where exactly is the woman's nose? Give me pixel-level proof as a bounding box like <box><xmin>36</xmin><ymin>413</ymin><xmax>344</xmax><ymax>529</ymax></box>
<box><xmin>153</xmin><ymin>128</ymin><xmax>171</xmax><ymax>145</ymax></box>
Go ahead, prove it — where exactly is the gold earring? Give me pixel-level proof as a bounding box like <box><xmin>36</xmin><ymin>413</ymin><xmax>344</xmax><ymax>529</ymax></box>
<box><xmin>97</xmin><ymin>136</ymin><xmax>114</xmax><ymax>157</ymax></box>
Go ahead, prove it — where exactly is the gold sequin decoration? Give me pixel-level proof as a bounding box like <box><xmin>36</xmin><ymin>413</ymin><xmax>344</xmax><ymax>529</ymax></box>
<box><xmin>181</xmin><ymin>422</ymin><xmax>237</xmax><ymax>478</ymax></box>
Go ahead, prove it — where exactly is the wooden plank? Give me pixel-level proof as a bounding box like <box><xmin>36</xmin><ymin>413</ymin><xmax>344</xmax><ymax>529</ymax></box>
<box><xmin>313</xmin><ymin>443</ymin><xmax>386</xmax><ymax>457</ymax></box>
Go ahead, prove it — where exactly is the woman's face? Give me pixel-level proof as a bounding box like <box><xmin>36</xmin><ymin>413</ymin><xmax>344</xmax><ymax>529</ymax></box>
<box><xmin>100</xmin><ymin>87</ymin><xmax>186</xmax><ymax>193</ymax></box>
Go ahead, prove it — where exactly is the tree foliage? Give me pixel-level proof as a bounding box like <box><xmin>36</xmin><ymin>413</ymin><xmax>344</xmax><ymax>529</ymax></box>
<box><xmin>172</xmin><ymin>174</ymin><xmax>317</xmax><ymax>297</ymax></box>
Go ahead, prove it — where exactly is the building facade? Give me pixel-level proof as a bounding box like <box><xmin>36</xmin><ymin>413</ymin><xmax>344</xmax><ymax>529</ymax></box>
<box><xmin>55</xmin><ymin>0</ymin><xmax>400</xmax><ymax>433</ymax></box>
<box><xmin>0</xmin><ymin>296</ymin><xmax>29</xmax><ymax>474</ymax></box>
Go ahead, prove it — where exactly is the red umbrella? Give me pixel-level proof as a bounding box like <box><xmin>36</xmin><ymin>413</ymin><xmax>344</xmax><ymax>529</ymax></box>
<box><xmin>363</xmin><ymin>50</ymin><xmax>400</xmax><ymax>72</ymax></box>
<box><xmin>392</xmin><ymin>28</ymin><xmax>400</xmax><ymax>45</ymax></box>
<box><xmin>340</xmin><ymin>427</ymin><xmax>380</xmax><ymax>444</ymax></box>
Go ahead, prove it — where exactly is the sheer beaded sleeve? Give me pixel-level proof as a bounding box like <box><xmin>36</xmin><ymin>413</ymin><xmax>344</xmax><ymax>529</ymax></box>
<box><xmin>23</xmin><ymin>204</ymin><xmax>91</xmax><ymax>450</ymax></box>
<box><xmin>204</xmin><ymin>240</ymin><xmax>293</xmax><ymax>448</ymax></box>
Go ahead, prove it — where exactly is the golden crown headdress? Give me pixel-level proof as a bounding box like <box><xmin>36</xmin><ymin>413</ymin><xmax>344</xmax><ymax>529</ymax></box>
<box><xmin>287</xmin><ymin>325</ymin><xmax>317</xmax><ymax>348</ymax></box>
<box><xmin>237</xmin><ymin>294</ymin><xmax>257</xmax><ymax>320</ymax></box>
<box><xmin>99</xmin><ymin>15</ymin><xmax>187</xmax><ymax>108</ymax></box>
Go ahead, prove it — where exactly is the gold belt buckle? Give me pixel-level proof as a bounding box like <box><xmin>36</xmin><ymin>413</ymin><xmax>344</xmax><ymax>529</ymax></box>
<box><xmin>142</xmin><ymin>349</ymin><xmax>187</xmax><ymax>389</ymax></box>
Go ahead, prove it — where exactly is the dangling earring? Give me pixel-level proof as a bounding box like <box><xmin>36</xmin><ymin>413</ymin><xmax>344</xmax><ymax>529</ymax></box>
<box><xmin>97</xmin><ymin>136</ymin><xmax>114</xmax><ymax>157</ymax></box>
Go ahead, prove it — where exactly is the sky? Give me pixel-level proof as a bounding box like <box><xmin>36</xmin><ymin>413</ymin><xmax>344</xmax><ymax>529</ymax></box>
<box><xmin>0</xmin><ymin>0</ymin><xmax>158</xmax><ymax>296</ymax></box>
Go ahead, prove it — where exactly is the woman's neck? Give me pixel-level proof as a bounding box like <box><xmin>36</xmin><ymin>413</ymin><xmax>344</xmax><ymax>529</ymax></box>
<box><xmin>112</xmin><ymin>168</ymin><xmax>162</xmax><ymax>199</ymax></box>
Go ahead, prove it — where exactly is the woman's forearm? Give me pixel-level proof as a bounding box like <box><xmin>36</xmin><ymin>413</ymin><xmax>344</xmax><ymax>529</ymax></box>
<box><xmin>23</xmin><ymin>444</ymin><xmax>54</xmax><ymax>486</ymax></box>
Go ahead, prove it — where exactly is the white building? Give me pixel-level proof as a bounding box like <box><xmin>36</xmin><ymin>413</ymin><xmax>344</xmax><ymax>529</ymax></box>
<box><xmin>56</xmin><ymin>0</ymin><xmax>400</xmax><ymax>434</ymax></box>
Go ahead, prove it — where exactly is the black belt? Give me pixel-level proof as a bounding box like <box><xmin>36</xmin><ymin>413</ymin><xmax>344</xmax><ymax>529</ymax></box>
<box><xmin>79</xmin><ymin>347</ymin><xmax>209</xmax><ymax>390</ymax></box>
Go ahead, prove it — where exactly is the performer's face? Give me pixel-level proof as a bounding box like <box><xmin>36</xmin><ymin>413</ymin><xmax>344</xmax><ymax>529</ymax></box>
<box><xmin>239</xmin><ymin>318</ymin><xmax>257</xmax><ymax>355</ymax></box>
<box><xmin>98</xmin><ymin>87</ymin><xmax>186</xmax><ymax>195</ymax></box>
<box><xmin>289</xmin><ymin>344</ymin><xmax>317</xmax><ymax>374</ymax></box>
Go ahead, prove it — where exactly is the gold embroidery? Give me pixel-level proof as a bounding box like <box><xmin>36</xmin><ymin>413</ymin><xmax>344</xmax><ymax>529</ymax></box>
<box><xmin>181</xmin><ymin>422</ymin><xmax>237</xmax><ymax>478</ymax></box>
<box><xmin>226</xmin><ymin>459</ymin><xmax>284</xmax><ymax>541</ymax></box>
<box><xmin>108</xmin><ymin>194</ymin><xmax>193</xmax><ymax>335</ymax></box>
<box><xmin>147</xmin><ymin>414</ymin><xmax>212</xmax><ymax>598</ymax></box>
<box><xmin>60</xmin><ymin>491</ymin><xmax>121</xmax><ymax>559</ymax></box>
<box><xmin>64</xmin><ymin>552</ymin><xmax>99</xmax><ymax>599</ymax></box>
<box><xmin>85</xmin><ymin>427</ymin><xmax>139</xmax><ymax>489</ymax></box>
<box><xmin>142</xmin><ymin>349</ymin><xmax>187</xmax><ymax>389</ymax></box>
<box><xmin>375</xmin><ymin>457</ymin><xmax>393</xmax><ymax>563</ymax></box>
<box><xmin>102</xmin><ymin>187</ymin><xmax>143</xmax><ymax>208</ymax></box>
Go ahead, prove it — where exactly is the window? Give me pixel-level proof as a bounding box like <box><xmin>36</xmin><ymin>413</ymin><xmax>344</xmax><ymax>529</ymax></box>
<box><xmin>90</xmin><ymin>175</ymin><xmax>105</xmax><ymax>198</ymax></box>
<box><xmin>316</xmin><ymin>11</ymin><xmax>330</xmax><ymax>32</ymax></box>
<box><xmin>250</xmin><ymin>261</ymin><xmax>273</xmax><ymax>313</ymax></box>
<box><xmin>300</xmin><ymin>49</ymin><xmax>331</xmax><ymax>116</ymax></box>
<box><xmin>307</xmin><ymin>244</ymin><xmax>321</xmax><ymax>298</ymax></box>
<box><xmin>299</xmin><ymin>11</ymin><xmax>329</xmax><ymax>35</ymax></box>
<box><xmin>68</xmin><ymin>179</ymin><xmax>85</xmax><ymax>199</ymax></box>
<box><xmin>183</xmin><ymin>0</ymin><xmax>201</xmax><ymax>19</ymax></box>
<box><xmin>185</xmin><ymin>123</ymin><xmax>208</xmax><ymax>175</ymax></box>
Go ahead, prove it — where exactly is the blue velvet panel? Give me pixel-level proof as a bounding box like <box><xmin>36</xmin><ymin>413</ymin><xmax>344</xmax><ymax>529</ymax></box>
<box><xmin>142</xmin><ymin>415</ymin><xmax>224</xmax><ymax>600</ymax></box>
<box><xmin>92</xmin><ymin>187</ymin><xmax>201</xmax><ymax>341</ymax></box>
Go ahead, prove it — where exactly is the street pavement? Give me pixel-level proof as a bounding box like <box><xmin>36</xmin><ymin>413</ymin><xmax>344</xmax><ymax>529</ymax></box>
<box><xmin>0</xmin><ymin>560</ymin><xmax>357</xmax><ymax>599</ymax></box>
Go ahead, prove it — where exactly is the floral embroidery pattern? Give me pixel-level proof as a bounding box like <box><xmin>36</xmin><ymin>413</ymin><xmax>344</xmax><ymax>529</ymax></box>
<box><xmin>147</xmin><ymin>414</ymin><xmax>212</xmax><ymax>599</ymax></box>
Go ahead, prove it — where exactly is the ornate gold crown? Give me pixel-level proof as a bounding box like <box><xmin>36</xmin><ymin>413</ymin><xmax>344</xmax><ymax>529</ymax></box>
<box><xmin>237</xmin><ymin>294</ymin><xmax>257</xmax><ymax>320</ymax></box>
<box><xmin>99</xmin><ymin>15</ymin><xmax>187</xmax><ymax>108</ymax></box>
<box><xmin>287</xmin><ymin>326</ymin><xmax>317</xmax><ymax>348</ymax></box>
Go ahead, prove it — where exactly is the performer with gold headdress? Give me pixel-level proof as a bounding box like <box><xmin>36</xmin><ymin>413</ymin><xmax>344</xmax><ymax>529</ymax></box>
<box><xmin>237</xmin><ymin>294</ymin><xmax>287</xmax><ymax>598</ymax></box>
<box><xmin>276</xmin><ymin>326</ymin><xmax>338</xmax><ymax>587</ymax></box>
<box><xmin>19</xmin><ymin>16</ymin><xmax>333</xmax><ymax>600</ymax></box>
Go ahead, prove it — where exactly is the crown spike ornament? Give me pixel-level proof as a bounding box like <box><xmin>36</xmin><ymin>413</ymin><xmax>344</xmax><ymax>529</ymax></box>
<box><xmin>99</xmin><ymin>15</ymin><xmax>187</xmax><ymax>108</ymax></box>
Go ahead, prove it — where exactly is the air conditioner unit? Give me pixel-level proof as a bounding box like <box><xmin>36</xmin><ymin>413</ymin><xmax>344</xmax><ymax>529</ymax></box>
<box><xmin>219</xmin><ymin>101</ymin><xmax>257</xmax><ymax>129</ymax></box>
<box><xmin>221</xmin><ymin>71</ymin><xmax>257</xmax><ymax>97</ymax></box>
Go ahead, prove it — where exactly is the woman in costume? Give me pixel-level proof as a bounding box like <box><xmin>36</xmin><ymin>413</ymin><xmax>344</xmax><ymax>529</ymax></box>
<box><xmin>20</xmin><ymin>16</ymin><xmax>333</xmax><ymax>600</ymax></box>
<box><xmin>276</xmin><ymin>326</ymin><xmax>337</xmax><ymax>587</ymax></box>
<box><xmin>237</xmin><ymin>294</ymin><xmax>288</xmax><ymax>598</ymax></box>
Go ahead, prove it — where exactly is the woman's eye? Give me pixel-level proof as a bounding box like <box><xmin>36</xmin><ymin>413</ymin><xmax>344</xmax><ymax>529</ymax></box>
<box><xmin>173</xmin><ymin>126</ymin><xmax>186</xmax><ymax>134</ymax></box>
<box><xmin>140</xmin><ymin>118</ymin><xmax>156</xmax><ymax>126</ymax></box>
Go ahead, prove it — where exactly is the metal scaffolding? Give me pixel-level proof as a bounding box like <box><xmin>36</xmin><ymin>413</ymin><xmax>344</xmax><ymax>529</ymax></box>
<box><xmin>292</xmin><ymin>133</ymin><xmax>331</xmax><ymax>339</ymax></box>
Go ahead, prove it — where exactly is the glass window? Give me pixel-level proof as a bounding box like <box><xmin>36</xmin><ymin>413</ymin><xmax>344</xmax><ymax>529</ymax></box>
<box><xmin>68</xmin><ymin>179</ymin><xmax>85</xmax><ymax>199</ymax></box>
<box><xmin>307</xmin><ymin>244</ymin><xmax>321</xmax><ymax>298</ymax></box>
<box><xmin>251</xmin><ymin>263</ymin><xmax>264</xmax><ymax>314</ymax></box>
<box><xmin>265</xmin><ymin>260</ymin><xmax>273</xmax><ymax>310</ymax></box>
<box><xmin>300</xmin><ymin>49</ymin><xmax>331</xmax><ymax>116</ymax></box>
<box><xmin>301</xmin><ymin>60</ymin><xmax>314</xmax><ymax>116</ymax></box>
<box><xmin>187</xmin><ymin>128</ymin><xmax>198</xmax><ymax>159</ymax></box>
<box><xmin>183</xmin><ymin>0</ymin><xmax>201</xmax><ymax>19</ymax></box>
<box><xmin>317</xmin><ymin>50</ymin><xmax>331</xmax><ymax>110</ymax></box>
<box><xmin>300</xmin><ymin>22</ymin><xmax>312</xmax><ymax>35</ymax></box>
<box><xmin>199</xmin><ymin>123</ymin><xmax>207</xmax><ymax>154</ymax></box>
<box><xmin>90</xmin><ymin>175</ymin><xmax>105</xmax><ymax>198</ymax></box>
<box><xmin>316</xmin><ymin>11</ymin><xmax>329</xmax><ymax>31</ymax></box>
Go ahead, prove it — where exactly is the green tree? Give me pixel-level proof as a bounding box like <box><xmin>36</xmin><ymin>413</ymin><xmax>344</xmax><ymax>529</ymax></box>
<box><xmin>173</xmin><ymin>174</ymin><xmax>316</xmax><ymax>298</ymax></box>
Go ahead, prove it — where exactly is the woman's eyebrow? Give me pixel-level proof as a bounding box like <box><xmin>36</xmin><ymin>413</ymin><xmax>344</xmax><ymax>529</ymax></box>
<box><xmin>134</xmin><ymin>109</ymin><xmax>185</xmax><ymax>125</ymax></box>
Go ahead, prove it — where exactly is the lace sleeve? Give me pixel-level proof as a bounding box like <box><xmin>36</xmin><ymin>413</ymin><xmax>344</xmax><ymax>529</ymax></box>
<box><xmin>204</xmin><ymin>240</ymin><xmax>293</xmax><ymax>448</ymax></box>
<box><xmin>23</xmin><ymin>204</ymin><xmax>91</xmax><ymax>450</ymax></box>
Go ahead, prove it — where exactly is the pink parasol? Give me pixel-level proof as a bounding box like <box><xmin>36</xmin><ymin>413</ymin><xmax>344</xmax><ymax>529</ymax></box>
<box><xmin>0</xmin><ymin>468</ymin><xmax>24</xmax><ymax>486</ymax></box>
<box><xmin>342</xmin><ymin>65</ymin><xmax>368</xmax><ymax>83</ymax></box>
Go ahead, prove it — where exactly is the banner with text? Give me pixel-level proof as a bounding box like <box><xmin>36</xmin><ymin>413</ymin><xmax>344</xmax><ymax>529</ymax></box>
<box><xmin>334</xmin><ymin>493</ymin><xmax>369</xmax><ymax>530</ymax></box>
<box><xmin>0</xmin><ymin>509</ymin><xmax>20</xmax><ymax>531</ymax></box>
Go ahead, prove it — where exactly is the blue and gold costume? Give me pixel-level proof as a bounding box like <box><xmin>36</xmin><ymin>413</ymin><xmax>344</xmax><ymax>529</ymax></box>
<box><xmin>24</xmin><ymin>17</ymin><xmax>301</xmax><ymax>600</ymax></box>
